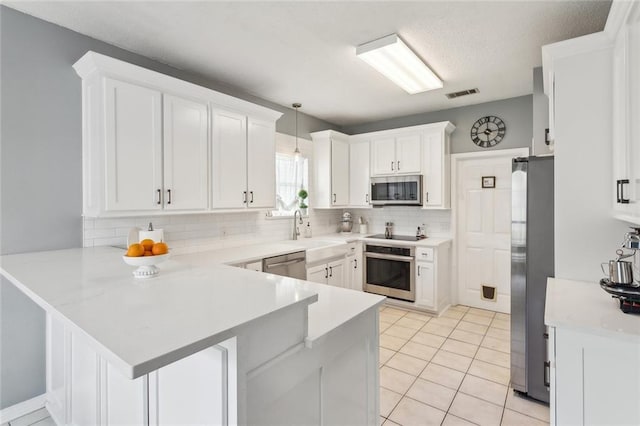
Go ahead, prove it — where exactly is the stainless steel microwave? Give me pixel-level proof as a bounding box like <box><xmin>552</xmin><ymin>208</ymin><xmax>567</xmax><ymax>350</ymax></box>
<box><xmin>370</xmin><ymin>175</ymin><xmax>422</xmax><ymax>206</ymax></box>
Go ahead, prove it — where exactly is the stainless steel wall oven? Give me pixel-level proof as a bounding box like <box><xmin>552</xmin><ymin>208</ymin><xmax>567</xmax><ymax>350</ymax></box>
<box><xmin>364</xmin><ymin>244</ymin><xmax>415</xmax><ymax>301</ymax></box>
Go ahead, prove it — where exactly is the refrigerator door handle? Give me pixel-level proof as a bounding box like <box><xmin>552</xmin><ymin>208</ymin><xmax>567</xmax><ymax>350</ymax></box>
<box><xmin>543</xmin><ymin>361</ymin><xmax>551</xmax><ymax>387</ymax></box>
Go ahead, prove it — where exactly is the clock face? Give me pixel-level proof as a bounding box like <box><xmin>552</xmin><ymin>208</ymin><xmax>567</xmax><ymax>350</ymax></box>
<box><xmin>470</xmin><ymin>116</ymin><xmax>506</xmax><ymax>148</ymax></box>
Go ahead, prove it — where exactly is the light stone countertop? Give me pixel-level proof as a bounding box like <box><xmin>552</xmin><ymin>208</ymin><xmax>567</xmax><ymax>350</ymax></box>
<box><xmin>0</xmin><ymin>240</ymin><xmax>386</xmax><ymax>379</ymax></box>
<box><xmin>545</xmin><ymin>277</ymin><xmax>640</xmax><ymax>341</ymax></box>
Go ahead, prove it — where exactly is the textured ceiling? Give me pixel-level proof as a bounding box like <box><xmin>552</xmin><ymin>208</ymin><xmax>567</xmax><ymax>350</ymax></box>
<box><xmin>5</xmin><ymin>1</ymin><xmax>611</xmax><ymax>126</ymax></box>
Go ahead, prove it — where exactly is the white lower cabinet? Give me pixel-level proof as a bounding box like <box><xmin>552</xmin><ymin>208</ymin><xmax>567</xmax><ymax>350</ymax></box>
<box><xmin>47</xmin><ymin>314</ymin><xmax>234</xmax><ymax>426</ymax></box>
<box><xmin>347</xmin><ymin>242</ymin><xmax>364</xmax><ymax>291</ymax></box>
<box><xmin>415</xmin><ymin>261</ymin><xmax>435</xmax><ymax>310</ymax></box>
<box><xmin>548</xmin><ymin>325</ymin><xmax>640</xmax><ymax>426</ymax></box>
<box><xmin>413</xmin><ymin>244</ymin><xmax>451</xmax><ymax>314</ymax></box>
<box><xmin>307</xmin><ymin>258</ymin><xmax>347</xmax><ymax>287</ymax></box>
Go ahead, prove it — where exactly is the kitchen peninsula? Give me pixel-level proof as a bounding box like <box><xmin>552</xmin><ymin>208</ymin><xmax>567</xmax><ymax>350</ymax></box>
<box><xmin>0</xmin><ymin>244</ymin><xmax>384</xmax><ymax>425</ymax></box>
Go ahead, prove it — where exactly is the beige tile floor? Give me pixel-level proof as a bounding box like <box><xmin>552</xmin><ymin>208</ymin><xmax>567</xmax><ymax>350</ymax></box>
<box><xmin>378</xmin><ymin>304</ymin><xmax>550</xmax><ymax>426</ymax></box>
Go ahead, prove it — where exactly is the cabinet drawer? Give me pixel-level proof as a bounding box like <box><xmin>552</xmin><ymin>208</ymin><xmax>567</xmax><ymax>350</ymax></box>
<box><xmin>347</xmin><ymin>242</ymin><xmax>358</xmax><ymax>255</ymax></box>
<box><xmin>416</xmin><ymin>247</ymin><xmax>434</xmax><ymax>262</ymax></box>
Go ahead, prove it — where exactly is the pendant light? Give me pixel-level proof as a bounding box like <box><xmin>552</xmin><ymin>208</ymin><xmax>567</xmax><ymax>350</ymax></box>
<box><xmin>292</xmin><ymin>103</ymin><xmax>302</xmax><ymax>159</ymax></box>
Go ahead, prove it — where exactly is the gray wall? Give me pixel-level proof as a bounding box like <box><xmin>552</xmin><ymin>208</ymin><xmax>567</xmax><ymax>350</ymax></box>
<box><xmin>343</xmin><ymin>95</ymin><xmax>533</xmax><ymax>154</ymax></box>
<box><xmin>0</xmin><ymin>5</ymin><xmax>337</xmax><ymax>409</ymax></box>
<box><xmin>532</xmin><ymin>67</ymin><xmax>552</xmax><ymax>156</ymax></box>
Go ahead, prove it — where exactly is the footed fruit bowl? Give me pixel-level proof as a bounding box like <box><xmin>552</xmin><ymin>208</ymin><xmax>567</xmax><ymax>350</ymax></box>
<box><xmin>122</xmin><ymin>253</ymin><xmax>170</xmax><ymax>278</ymax></box>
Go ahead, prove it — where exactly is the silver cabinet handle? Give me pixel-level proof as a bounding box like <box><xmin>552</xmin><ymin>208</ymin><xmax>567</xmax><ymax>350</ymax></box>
<box><xmin>417</xmin><ymin>265</ymin><xmax>421</xmax><ymax>276</ymax></box>
<box><xmin>325</xmin><ymin>267</ymin><xmax>328</xmax><ymax>279</ymax></box>
<box><xmin>329</xmin><ymin>266</ymin><xmax>333</xmax><ymax>277</ymax></box>
<box><xmin>167</xmin><ymin>189</ymin><xmax>172</xmax><ymax>205</ymax></box>
<box><xmin>365</xmin><ymin>194</ymin><xmax>369</xmax><ymax>203</ymax></box>
<box><xmin>426</xmin><ymin>192</ymin><xmax>429</xmax><ymax>203</ymax></box>
<box><xmin>156</xmin><ymin>189</ymin><xmax>162</xmax><ymax>205</ymax></box>
<box><xmin>333</xmin><ymin>193</ymin><xmax>337</xmax><ymax>203</ymax></box>
<box><xmin>354</xmin><ymin>259</ymin><xmax>357</xmax><ymax>269</ymax></box>
<box><xmin>397</xmin><ymin>161</ymin><xmax>400</xmax><ymax>170</ymax></box>
<box><xmin>243</xmin><ymin>191</ymin><xmax>247</xmax><ymax>204</ymax></box>
<box><xmin>250</xmin><ymin>191</ymin><xmax>254</xmax><ymax>203</ymax></box>
<box><xmin>391</xmin><ymin>161</ymin><xmax>394</xmax><ymax>171</ymax></box>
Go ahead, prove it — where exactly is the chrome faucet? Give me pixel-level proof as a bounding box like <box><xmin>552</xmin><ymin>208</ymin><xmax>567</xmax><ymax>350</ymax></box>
<box><xmin>293</xmin><ymin>210</ymin><xmax>304</xmax><ymax>240</ymax></box>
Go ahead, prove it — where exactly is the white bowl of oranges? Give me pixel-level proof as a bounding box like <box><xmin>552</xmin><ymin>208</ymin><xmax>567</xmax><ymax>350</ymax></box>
<box><xmin>122</xmin><ymin>239</ymin><xmax>170</xmax><ymax>278</ymax></box>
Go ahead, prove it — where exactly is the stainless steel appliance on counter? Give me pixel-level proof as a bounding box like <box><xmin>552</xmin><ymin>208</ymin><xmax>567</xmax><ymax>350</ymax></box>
<box><xmin>511</xmin><ymin>156</ymin><xmax>554</xmax><ymax>403</ymax></box>
<box><xmin>363</xmin><ymin>241</ymin><xmax>415</xmax><ymax>301</ymax></box>
<box><xmin>263</xmin><ymin>251</ymin><xmax>306</xmax><ymax>280</ymax></box>
<box><xmin>370</xmin><ymin>175</ymin><xmax>422</xmax><ymax>206</ymax></box>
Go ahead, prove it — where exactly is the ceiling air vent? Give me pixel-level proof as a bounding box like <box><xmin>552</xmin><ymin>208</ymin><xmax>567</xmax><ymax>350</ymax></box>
<box><xmin>445</xmin><ymin>88</ymin><xmax>479</xmax><ymax>99</ymax></box>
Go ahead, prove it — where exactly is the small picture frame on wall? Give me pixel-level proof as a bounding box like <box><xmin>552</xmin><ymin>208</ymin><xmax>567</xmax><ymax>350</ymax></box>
<box><xmin>482</xmin><ymin>176</ymin><xmax>496</xmax><ymax>188</ymax></box>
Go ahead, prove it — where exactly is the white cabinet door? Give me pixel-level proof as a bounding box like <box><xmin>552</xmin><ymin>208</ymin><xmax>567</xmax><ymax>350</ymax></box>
<box><xmin>395</xmin><ymin>134</ymin><xmax>422</xmax><ymax>174</ymax></box>
<box><xmin>328</xmin><ymin>259</ymin><xmax>346</xmax><ymax>288</ymax></box>
<box><xmin>331</xmin><ymin>138</ymin><xmax>350</xmax><ymax>206</ymax></box>
<box><xmin>211</xmin><ymin>109</ymin><xmax>247</xmax><ymax>208</ymax></box>
<box><xmin>151</xmin><ymin>346</ymin><xmax>227</xmax><ymax>425</ymax></box>
<box><xmin>307</xmin><ymin>264</ymin><xmax>328</xmax><ymax>284</ymax></box>
<box><xmin>247</xmin><ymin>118</ymin><xmax>276</xmax><ymax>208</ymax></box>
<box><xmin>349</xmin><ymin>141</ymin><xmax>370</xmax><ymax>207</ymax></box>
<box><xmin>371</xmin><ymin>138</ymin><xmax>396</xmax><ymax>175</ymax></box>
<box><xmin>163</xmin><ymin>95</ymin><xmax>209</xmax><ymax>211</ymax></box>
<box><xmin>422</xmin><ymin>130</ymin><xmax>451</xmax><ymax>209</ymax></box>
<box><xmin>416</xmin><ymin>262</ymin><xmax>435</xmax><ymax>310</ymax></box>
<box><xmin>104</xmin><ymin>79</ymin><xmax>162</xmax><ymax>212</ymax></box>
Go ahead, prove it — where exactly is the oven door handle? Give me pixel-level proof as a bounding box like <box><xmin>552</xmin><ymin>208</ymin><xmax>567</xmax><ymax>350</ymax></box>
<box><xmin>364</xmin><ymin>252</ymin><xmax>414</xmax><ymax>262</ymax></box>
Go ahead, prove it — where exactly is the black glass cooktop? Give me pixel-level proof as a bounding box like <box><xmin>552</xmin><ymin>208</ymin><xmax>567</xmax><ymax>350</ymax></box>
<box><xmin>366</xmin><ymin>234</ymin><xmax>425</xmax><ymax>241</ymax></box>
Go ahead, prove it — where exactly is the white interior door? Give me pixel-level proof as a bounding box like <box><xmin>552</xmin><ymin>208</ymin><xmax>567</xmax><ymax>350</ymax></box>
<box><xmin>456</xmin><ymin>153</ymin><xmax>516</xmax><ymax>313</ymax></box>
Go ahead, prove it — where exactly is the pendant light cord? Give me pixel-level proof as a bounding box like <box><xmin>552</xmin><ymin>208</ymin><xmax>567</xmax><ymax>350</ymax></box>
<box><xmin>293</xmin><ymin>103</ymin><xmax>301</xmax><ymax>156</ymax></box>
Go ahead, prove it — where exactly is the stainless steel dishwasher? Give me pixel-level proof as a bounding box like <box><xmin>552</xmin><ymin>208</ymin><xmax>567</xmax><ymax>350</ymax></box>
<box><xmin>262</xmin><ymin>251</ymin><xmax>307</xmax><ymax>280</ymax></box>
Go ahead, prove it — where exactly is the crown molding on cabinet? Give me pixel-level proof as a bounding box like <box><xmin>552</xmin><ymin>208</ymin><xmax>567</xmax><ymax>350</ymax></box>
<box><xmin>347</xmin><ymin>121</ymin><xmax>455</xmax><ymax>142</ymax></box>
<box><xmin>542</xmin><ymin>0</ymin><xmax>639</xmax><ymax>96</ymax></box>
<box><xmin>73</xmin><ymin>51</ymin><xmax>283</xmax><ymax>122</ymax></box>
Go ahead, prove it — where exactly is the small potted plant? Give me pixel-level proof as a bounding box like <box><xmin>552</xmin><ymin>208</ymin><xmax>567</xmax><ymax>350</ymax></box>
<box><xmin>298</xmin><ymin>188</ymin><xmax>309</xmax><ymax>215</ymax></box>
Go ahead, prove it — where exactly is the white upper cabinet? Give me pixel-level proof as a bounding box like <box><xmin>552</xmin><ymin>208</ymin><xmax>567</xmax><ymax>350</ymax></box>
<box><xmin>163</xmin><ymin>95</ymin><xmax>209</xmax><ymax>211</ymax></box>
<box><xmin>349</xmin><ymin>141</ymin><xmax>370</xmax><ymax>207</ymax></box>
<box><xmin>104</xmin><ymin>78</ymin><xmax>163</xmax><ymax>212</ymax></box>
<box><xmin>247</xmin><ymin>118</ymin><xmax>276</xmax><ymax>208</ymax></box>
<box><xmin>371</xmin><ymin>138</ymin><xmax>396</xmax><ymax>175</ymax></box>
<box><xmin>310</xmin><ymin>130</ymin><xmax>350</xmax><ymax>208</ymax></box>
<box><xmin>395</xmin><ymin>134</ymin><xmax>422</xmax><ymax>174</ymax></box>
<box><xmin>422</xmin><ymin>123</ymin><xmax>454</xmax><ymax>209</ymax></box>
<box><xmin>370</xmin><ymin>133</ymin><xmax>422</xmax><ymax>176</ymax></box>
<box><xmin>211</xmin><ymin>109</ymin><xmax>248</xmax><ymax>209</ymax></box>
<box><xmin>73</xmin><ymin>51</ymin><xmax>281</xmax><ymax>217</ymax></box>
<box><xmin>331</xmin><ymin>138</ymin><xmax>350</xmax><ymax>206</ymax></box>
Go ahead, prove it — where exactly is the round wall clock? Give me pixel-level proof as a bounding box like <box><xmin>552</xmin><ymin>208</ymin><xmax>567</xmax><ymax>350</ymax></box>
<box><xmin>470</xmin><ymin>116</ymin><xmax>506</xmax><ymax>148</ymax></box>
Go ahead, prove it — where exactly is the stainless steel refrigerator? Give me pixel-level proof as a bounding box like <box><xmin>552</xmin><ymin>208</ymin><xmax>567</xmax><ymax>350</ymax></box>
<box><xmin>511</xmin><ymin>156</ymin><xmax>553</xmax><ymax>403</ymax></box>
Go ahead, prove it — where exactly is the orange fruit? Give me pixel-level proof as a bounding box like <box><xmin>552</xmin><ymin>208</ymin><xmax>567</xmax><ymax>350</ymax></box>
<box><xmin>151</xmin><ymin>242</ymin><xmax>169</xmax><ymax>255</ymax></box>
<box><xmin>143</xmin><ymin>251</ymin><xmax>154</xmax><ymax>256</ymax></box>
<box><xmin>140</xmin><ymin>239</ymin><xmax>155</xmax><ymax>251</ymax></box>
<box><xmin>126</xmin><ymin>243</ymin><xmax>145</xmax><ymax>257</ymax></box>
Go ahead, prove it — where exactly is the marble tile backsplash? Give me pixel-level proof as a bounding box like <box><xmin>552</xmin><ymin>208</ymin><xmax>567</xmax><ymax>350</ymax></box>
<box><xmin>346</xmin><ymin>207</ymin><xmax>451</xmax><ymax>238</ymax></box>
<box><xmin>84</xmin><ymin>209</ymin><xmax>343</xmax><ymax>254</ymax></box>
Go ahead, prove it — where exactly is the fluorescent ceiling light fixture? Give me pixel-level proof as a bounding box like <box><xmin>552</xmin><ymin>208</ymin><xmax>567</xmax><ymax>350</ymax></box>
<box><xmin>356</xmin><ymin>34</ymin><xmax>443</xmax><ymax>94</ymax></box>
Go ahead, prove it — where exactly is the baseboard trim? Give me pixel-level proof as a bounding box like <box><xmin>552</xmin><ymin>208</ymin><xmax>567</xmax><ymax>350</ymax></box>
<box><xmin>0</xmin><ymin>394</ymin><xmax>46</xmax><ymax>423</ymax></box>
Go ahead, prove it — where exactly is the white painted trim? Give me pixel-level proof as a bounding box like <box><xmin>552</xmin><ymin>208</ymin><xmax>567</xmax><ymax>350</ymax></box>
<box><xmin>347</xmin><ymin>121</ymin><xmax>455</xmax><ymax>142</ymax></box>
<box><xmin>450</xmin><ymin>148</ymin><xmax>529</xmax><ymax>306</ymax></box>
<box><xmin>0</xmin><ymin>394</ymin><xmax>46</xmax><ymax>423</ymax></box>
